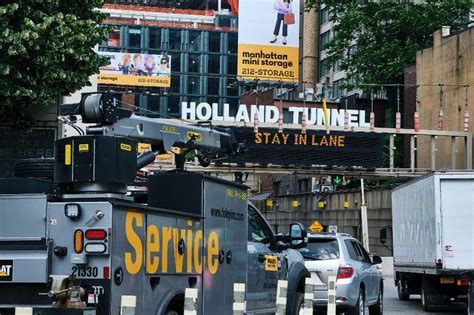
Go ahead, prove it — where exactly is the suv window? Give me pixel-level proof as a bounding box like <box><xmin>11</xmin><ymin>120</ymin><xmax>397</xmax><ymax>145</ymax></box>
<box><xmin>344</xmin><ymin>239</ymin><xmax>358</xmax><ymax>260</ymax></box>
<box><xmin>299</xmin><ymin>238</ymin><xmax>339</xmax><ymax>260</ymax></box>
<box><xmin>248</xmin><ymin>206</ymin><xmax>273</xmax><ymax>245</ymax></box>
<box><xmin>347</xmin><ymin>240</ymin><xmax>371</xmax><ymax>263</ymax></box>
<box><xmin>355</xmin><ymin>242</ymin><xmax>372</xmax><ymax>263</ymax></box>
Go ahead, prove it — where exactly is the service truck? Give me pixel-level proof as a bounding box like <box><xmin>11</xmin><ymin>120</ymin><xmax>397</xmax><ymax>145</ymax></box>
<box><xmin>0</xmin><ymin>93</ymin><xmax>310</xmax><ymax>315</ymax></box>
<box><xmin>391</xmin><ymin>172</ymin><xmax>474</xmax><ymax>313</ymax></box>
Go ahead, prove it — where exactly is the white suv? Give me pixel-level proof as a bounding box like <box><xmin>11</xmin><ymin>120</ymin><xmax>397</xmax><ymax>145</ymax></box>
<box><xmin>299</xmin><ymin>233</ymin><xmax>384</xmax><ymax>315</ymax></box>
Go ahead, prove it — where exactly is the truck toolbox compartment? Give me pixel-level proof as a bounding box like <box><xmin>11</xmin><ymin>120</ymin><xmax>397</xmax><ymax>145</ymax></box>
<box><xmin>0</xmin><ymin>195</ymin><xmax>49</xmax><ymax>283</ymax></box>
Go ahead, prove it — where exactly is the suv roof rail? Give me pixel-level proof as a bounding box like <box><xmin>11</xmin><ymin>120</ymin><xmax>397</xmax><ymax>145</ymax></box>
<box><xmin>308</xmin><ymin>232</ymin><xmax>353</xmax><ymax>237</ymax></box>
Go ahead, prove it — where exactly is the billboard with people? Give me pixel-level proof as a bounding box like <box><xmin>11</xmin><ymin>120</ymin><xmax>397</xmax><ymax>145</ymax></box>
<box><xmin>237</xmin><ymin>0</ymin><xmax>300</xmax><ymax>83</ymax></box>
<box><xmin>98</xmin><ymin>52</ymin><xmax>171</xmax><ymax>87</ymax></box>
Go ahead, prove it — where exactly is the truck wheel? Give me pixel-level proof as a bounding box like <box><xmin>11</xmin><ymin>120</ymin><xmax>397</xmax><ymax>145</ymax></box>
<box><xmin>346</xmin><ymin>288</ymin><xmax>365</xmax><ymax>315</ymax></box>
<box><xmin>397</xmin><ymin>280</ymin><xmax>410</xmax><ymax>301</ymax></box>
<box><xmin>165</xmin><ymin>311</ymin><xmax>179</xmax><ymax>315</ymax></box>
<box><xmin>14</xmin><ymin>158</ymin><xmax>54</xmax><ymax>179</ymax></box>
<box><xmin>368</xmin><ymin>285</ymin><xmax>383</xmax><ymax>315</ymax></box>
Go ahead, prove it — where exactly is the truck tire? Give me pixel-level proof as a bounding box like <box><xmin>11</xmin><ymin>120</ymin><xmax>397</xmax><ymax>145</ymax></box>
<box><xmin>165</xmin><ymin>311</ymin><xmax>179</xmax><ymax>315</ymax></box>
<box><xmin>368</xmin><ymin>285</ymin><xmax>383</xmax><ymax>315</ymax></box>
<box><xmin>14</xmin><ymin>158</ymin><xmax>54</xmax><ymax>179</ymax></box>
<box><xmin>346</xmin><ymin>288</ymin><xmax>365</xmax><ymax>315</ymax></box>
<box><xmin>397</xmin><ymin>280</ymin><xmax>410</xmax><ymax>301</ymax></box>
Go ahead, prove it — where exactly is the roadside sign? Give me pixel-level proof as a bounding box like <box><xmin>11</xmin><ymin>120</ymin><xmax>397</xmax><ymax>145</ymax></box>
<box><xmin>309</xmin><ymin>220</ymin><xmax>324</xmax><ymax>233</ymax></box>
<box><xmin>331</xmin><ymin>175</ymin><xmax>343</xmax><ymax>185</ymax></box>
<box><xmin>328</xmin><ymin>225</ymin><xmax>338</xmax><ymax>233</ymax></box>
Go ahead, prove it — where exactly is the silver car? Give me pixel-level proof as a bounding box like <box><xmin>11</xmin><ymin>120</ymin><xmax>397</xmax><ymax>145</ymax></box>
<box><xmin>299</xmin><ymin>233</ymin><xmax>383</xmax><ymax>315</ymax></box>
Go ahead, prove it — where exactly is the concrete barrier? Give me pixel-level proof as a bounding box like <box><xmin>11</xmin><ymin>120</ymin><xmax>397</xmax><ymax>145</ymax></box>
<box><xmin>381</xmin><ymin>256</ymin><xmax>394</xmax><ymax>277</ymax></box>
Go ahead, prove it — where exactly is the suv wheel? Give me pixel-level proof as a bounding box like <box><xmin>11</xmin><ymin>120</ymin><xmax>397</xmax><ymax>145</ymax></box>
<box><xmin>368</xmin><ymin>286</ymin><xmax>383</xmax><ymax>315</ymax></box>
<box><xmin>346</xmin><ymin>288</ymin><xmax>365</xmax><ymax>315</ymax></box>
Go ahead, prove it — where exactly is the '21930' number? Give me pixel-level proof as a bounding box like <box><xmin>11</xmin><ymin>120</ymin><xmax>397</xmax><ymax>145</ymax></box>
<box><xmin>72</xmin><ymin>266</ymin><xmax>99</xmax><ymax>278</ymax></box>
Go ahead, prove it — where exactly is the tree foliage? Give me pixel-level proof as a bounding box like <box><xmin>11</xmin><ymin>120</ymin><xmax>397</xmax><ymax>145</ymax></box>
<box><xmin>307</xmin><ymin>1</ymin><xmax>473</xmax><ymax>86</ymax></box>
<box><xmin>0</xmin><ymin>1</ymin><xmax>111</xmax><ymax>126</ymax></box>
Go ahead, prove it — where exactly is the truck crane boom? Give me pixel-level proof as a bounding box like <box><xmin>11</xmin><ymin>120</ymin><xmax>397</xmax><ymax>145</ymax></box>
<box><xmin>60</xmin><ymin>93</ymin><xmax>239</xmax><ymax>169</ymax></box>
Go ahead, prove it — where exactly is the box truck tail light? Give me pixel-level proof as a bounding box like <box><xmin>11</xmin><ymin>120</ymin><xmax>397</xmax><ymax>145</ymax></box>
<box><xmin>337</xmin><ymin>266</ymin><xmax>354</xmax><ymax>280</ymax></box>
<box><xmin>85</xmin><ymin>229</ymin><xmax>107</xmax><ymax>240</ymax></box>
<box><xmin>457</xmin><ymin>279</ymin><xmax>470</xmax><ymax>286</ymax></box>
<box><xmin>74</xmin><ymin>230</ymin><xmax>84</xmax><ymax>253</ymax></box>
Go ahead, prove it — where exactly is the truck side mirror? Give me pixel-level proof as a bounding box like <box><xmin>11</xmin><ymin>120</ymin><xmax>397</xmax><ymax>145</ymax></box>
<box><xmin>379</xmin><ymin>227</ymin><xmax>387</xmax><ymax>244</ymax></box>
<box><xmin>289</xmin><ymin>222</ymin><xmax>308</xmax><ymax>249</ymax></box>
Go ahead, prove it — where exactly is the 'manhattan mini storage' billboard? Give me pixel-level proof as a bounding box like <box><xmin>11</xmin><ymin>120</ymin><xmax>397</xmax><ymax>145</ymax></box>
<box><xmin>98</xmin><ymin>52</ymin><xmax>171</xmax><ymax>87</ymax></box>
<box><xmin>238</xmin><ymin>0</ymin><xmax>300</xmax><ymax>82</ymax></box>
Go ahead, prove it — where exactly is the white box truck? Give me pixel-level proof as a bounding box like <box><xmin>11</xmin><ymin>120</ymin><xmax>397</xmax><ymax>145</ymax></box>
<box><xmin>391</xmin><ymin>172</ymin><xmax>474</xmax><ymax>312</ymax></box>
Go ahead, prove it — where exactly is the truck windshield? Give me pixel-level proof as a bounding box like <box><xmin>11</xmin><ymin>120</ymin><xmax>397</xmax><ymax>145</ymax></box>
<box><xmin>299</xmin><ymin>238</ymin><xmax>339</xmax><ymax>260</ymax></box>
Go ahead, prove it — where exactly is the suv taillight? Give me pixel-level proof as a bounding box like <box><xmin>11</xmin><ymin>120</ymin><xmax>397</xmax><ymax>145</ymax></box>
<box><xmin>337</xmin><ymin>266</ymin><xmax>354</xmax><ymax>280</ymax></box>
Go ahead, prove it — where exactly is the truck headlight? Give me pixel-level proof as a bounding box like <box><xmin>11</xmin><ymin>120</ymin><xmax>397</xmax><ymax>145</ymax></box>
<box><xmin>65</xmin><ymin>204</ymin><xmax>81</xmax><ymax>220</ymax></box>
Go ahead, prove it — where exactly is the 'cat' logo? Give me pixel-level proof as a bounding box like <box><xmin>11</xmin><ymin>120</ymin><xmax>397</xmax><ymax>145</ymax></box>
<box><xmin>0</xmin><ymin>260</ymin><xmax>13</xmax><ymax>282</ymax></box>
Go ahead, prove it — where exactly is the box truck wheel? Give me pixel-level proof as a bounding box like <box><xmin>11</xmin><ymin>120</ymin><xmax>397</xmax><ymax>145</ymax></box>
<box><xmin>397</xmin><ymin>280</ymin><xmax>410</xmax><ymax>301</ymax></box>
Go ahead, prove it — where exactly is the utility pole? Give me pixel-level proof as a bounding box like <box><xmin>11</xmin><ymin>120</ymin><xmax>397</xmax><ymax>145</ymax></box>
<box><xmin>360</xmin><ymin>179</ymin><xmax>369</xmax><ymax>251</ymax></box>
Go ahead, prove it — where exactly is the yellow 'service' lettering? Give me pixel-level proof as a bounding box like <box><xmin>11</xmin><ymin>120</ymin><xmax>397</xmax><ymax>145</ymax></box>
<box><xmin>125</xmin><ymin>212</ymin><xmax>143</xmax><ymax>275</ymax></box>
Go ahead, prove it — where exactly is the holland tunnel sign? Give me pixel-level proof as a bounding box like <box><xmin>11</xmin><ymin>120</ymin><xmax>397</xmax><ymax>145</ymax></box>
<box><xmin>224</xmin><ymin>127</ymin><xmax>384</xmax><ymax>168</ymax></box>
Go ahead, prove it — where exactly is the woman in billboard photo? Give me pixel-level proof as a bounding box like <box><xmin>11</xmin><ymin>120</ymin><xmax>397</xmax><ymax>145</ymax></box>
<box><xmin>157</xmin><ymin>56</ymin><xmax>170</xmax><ymax>76</ymax></box>
<box><xmin>270</xmin><ymin>0</ymin><xmax>293</xmax><ymax>45</ymax></box>
<box><xmin>131</xmin><ymin>54</ymin><xmax>146</xmax><ymax>75</ymax></box>
<box><xmin>118</xmin><ymin>53</ymin><xmax>132</xmax><ymax>75</ymax></box>
<box><xmin>144</xmin><ymin>54</ymin><xmax>158</xmax><ymax>76</ymax></box>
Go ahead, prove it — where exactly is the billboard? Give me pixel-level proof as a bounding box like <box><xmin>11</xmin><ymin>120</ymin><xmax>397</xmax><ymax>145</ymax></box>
<box><xmin>223</xmin><ymin>127</ymin><xmax>384</xmax><ymax>168</ymax></box>
<box><xmin>238</xmin><ymin>0</ymin><xmax>300</xmax><ymax>82</ymax></box>
<box><xmin>98</xmin><ymin>52</ymin><xmax>171</xmax><ymax>87</ymax></box>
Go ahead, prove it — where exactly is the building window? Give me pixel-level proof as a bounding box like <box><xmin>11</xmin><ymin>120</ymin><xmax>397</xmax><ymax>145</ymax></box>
<box><xmin>128</xmin><ymin>28</ymin><xmax>141</xmax><ymax>48</ymax></box>
<box><xmin>332</xmin><ymin>80</ymin><xmax>344</xmax><ymax>99</ymax></box>
<box><xmin>208</xmin><ymin>77</ymin><xmax>220</xmax><ymax>95</ymax></box>
<box><xmin>334</xmin><ymin>58</ymin><xmax>343</xmax><ymax>72</ymax></box>
<box><xmin>188</xmin><ymin>54</ymin><xmax>201</xmax><ymax>73</ymax></box>
<box><xmin>188</xmin><ymin>30</ymin><xmax>202</xmax><ymax>52</ymax></box>
<box><xmin>208</xmin><ymin>54</ymin><xmax>221</xmax><ymax>74</ymax></box>
<box><xmin>169</xmin><ymin>74</ymin><xmax>181</xmax><ymax>93</ymax></box>
<box><xmin>227</xmin><ymin>55</ymin><xmax>237</xmax><ymax>75</ymax></box>
<box><xmin>209</xmin><ymin>32</ymin><xmax>221</xmax><ymax>53</ymax></box>
<box><xmin>227</xmin><ymin>33</ymin><xmax>237</xmax><ymax>53</ymax></box>
<box><xmin>188</xmin><ymin>75</ymin><xmax>201</xmax><ymax>95</ymax></box>
<box><xmin>107</xmin><ymin>28</ymin><xmax>121</xmax><ymax>46</ymax></box>
<box><xmin>320</xmin><ymin>7</ymin><xmax>330</xmax><ymax>25</ymax></box>
<box><xmin>320</xmin><ymin>30</ymin><xmax>331</xmax><ymax>49</ymax></box>
<box><xmin>169</xmin><ymin>29</ymin><xmax>182</xmax><ymax>51</ymax></box>
<box><xmin>166</xmin><ymin>95</ymin><xmax>181</xmax><ymax>116</ymax></box>
<box><xmin>319</xmin><ymin>59</ymin><xmax>330</xmax><ymax>78</ymax></box>
<box><xmin>149</xmin><ymin>28</ymin><xmax>162</xmax><ymax>49</ymax></box>
<box><xmin>226</xmin><ymin>77</ymin><xmax>239</xmax><ymax>96</ymax></box>
<box><xmin>169</xmin><ymin>52</ymin><xmax>181</xmax><ymax>73</ymax></box>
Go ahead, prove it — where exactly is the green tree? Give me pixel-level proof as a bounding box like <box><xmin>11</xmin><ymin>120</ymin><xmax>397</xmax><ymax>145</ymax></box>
<box><xmin>308</xmin><ymin>1</ymin><xmax>472</xmax><ymax>86</ymax></box>
<box><xmin>0</xmin><ymin>1</ymin><xmax>111</xmax><ymax>127</ymax></box>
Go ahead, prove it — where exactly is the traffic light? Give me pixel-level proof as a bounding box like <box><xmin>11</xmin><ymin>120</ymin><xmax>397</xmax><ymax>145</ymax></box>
<box><xmin>331</xmin><ymin>175</ymin><xmax>343</xmax><ymax>185</ymax></box>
